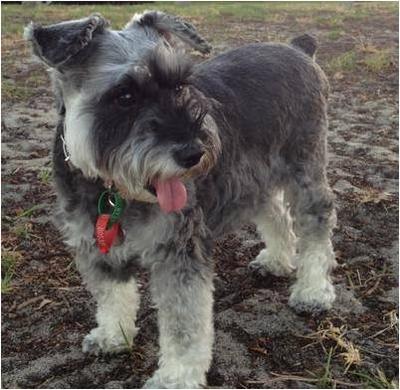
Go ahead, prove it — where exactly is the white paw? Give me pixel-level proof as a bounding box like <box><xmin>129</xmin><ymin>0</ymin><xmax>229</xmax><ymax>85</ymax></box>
<box><xmin>82</xmin><ymin>325</ymin><xmax>137</xmax><ymax>355</ymax></box>
<box><xmin>143</xmin><ymin>369</ymin><xmax>204</xmax><ymax>389</ymax></box>
<box><xmin>289</xmin><ymin>281</ymin><xmax>336</xmax><ymax>312</ymax></box>
<box><xmin>249</xmin><ymin>248</ymin><xmax>294</xmax><ymax>277</ymax></box>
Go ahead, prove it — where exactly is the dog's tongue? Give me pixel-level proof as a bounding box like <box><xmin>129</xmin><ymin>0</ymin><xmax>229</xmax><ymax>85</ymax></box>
<box><xmin>153</xmin><ymin>178</ymin><xmax>187</xmax><ymax>213</ymax></box>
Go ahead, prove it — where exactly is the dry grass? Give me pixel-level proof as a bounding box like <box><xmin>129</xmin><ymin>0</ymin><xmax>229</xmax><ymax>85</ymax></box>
<box><xmin>298</xmin><ymin>319</ymin><xmax>398</xmax><ymax>388</ymax></box>
<box><xmin>357</xmin><ymin>188</ymin><xmax>393</xmax><ymax>204</ymax></box>
<box><xmin>309</xmin><ymin>320</ymin><xmax>362</xmax><ymax>373</ymax></box>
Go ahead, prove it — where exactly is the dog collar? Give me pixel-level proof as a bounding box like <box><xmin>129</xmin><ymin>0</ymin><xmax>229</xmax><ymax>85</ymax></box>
<box><xmin>60</xmin><ymin>133</ymin><xmax>78</xmax><ymax>173</ymax></box>
<box><xmin>60</xmin><ymin>134</ymin><xmax>71</xmax><ymax>162</ymax></box>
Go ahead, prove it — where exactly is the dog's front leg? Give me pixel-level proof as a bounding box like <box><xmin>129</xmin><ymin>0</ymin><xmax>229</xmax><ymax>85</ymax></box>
<box><xmin>145</xmin><ymin>236</ymin><xmax>214</xmax><ymax>389</ymax></box>
<box><xmin>81</xmin><ymin>276</ymin><xmax>140</xmax><ymax>355</ymax></box>
<box><xmin>74</xmin><ymin>249</ymin><xmax>140</xmax><ymax>355</ymax></box>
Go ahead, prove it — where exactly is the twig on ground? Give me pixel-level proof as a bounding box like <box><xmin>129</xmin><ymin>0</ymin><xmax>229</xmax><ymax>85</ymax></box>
<box><xmin>17</xmin><ymin>295</ymin><xmax>45</xmax><ymax>310</ymax></box>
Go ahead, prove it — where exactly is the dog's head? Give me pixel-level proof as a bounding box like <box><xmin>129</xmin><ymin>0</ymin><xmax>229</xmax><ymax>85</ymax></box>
<box><xmin>25</xmin><ymin>11</ymin><xmax>220</xmax><ymax>212</ymax></box>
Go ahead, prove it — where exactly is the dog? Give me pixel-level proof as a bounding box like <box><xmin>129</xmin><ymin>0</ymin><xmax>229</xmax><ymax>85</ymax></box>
<box><xmin>25</xmin><ymin>11</ymin><xmax>336</xmax><ymax>388</ymax></box>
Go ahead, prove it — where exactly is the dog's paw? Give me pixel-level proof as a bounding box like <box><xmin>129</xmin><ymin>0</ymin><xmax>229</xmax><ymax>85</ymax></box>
<box><xmin>143</xmin><ymin>369</ymin><xmax>204</xmax><ymax>389</ymax></box>
<box><xmin>249</xmin><ymin>249</ymin><xmax>294</xmax><ymax>277</ymax></box>
<box><xmin>82</xmin><ymin>326</ymin><xmax>136</xmax><ymax>355</ymax></box>
<box><xmin>143</xmin><ymin>375</ymin><xmax>166</xmax><ymax>389</ymax></box>
<box><xmin>289</xmin><ymin>282</ymin><xmax>335</xmax><ymax>313</ymax></box>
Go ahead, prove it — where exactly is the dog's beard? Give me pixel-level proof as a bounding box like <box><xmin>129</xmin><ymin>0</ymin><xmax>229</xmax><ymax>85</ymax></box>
<box><xmin>105</xmin><ymin>136</ymin><xmax>190</xmax><ymax>212</ymax></box>
<box><xmin>104</xmin><ymin>116</ymin><xmax>221</xmax><ymax>213</ymax></box>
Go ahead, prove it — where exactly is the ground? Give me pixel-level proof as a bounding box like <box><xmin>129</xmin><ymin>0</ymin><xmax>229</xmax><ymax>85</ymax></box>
<box><xmin>1</xmin><ymin>2</ymin><xmax>399</xmax><ymax>389</ymax></box>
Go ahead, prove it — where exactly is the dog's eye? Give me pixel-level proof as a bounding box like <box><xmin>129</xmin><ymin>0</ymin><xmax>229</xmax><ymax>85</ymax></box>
<box><xmin>115</xmin><ymin>92</ymin><xmax>136</xmax><ymax>107</ymax></box>
<box><xmin>175</xmin><ymin>84</ymin><xmax>183</xmax><ymax>93</ymax></box>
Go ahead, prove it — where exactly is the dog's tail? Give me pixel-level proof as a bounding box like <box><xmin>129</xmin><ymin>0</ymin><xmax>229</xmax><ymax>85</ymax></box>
<box><xmin>290</xmin><ymin>34</ymin><xmax>318</xmax><ymax>59</ymax></box>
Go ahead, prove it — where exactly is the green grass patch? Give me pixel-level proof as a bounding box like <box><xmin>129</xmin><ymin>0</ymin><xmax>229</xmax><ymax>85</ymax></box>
<box><xmin>344</xmin><ymin>1</ymin><xmax>398</xmax><ymax>22</ymax></box>
<box><xmin>316</xmin><ymin>347</ymin><xmax>335</xmax><ymax>388</ymax></box>
<box><xmin>38</xmin><ymin>168</ymin><xmax>52</xmax><ymax>185</ymax></box>
<box><xmin>328</xmin><ymin>50</ymin><xmax>358</xmax><ymax>72</ymax></box>
<box><xmin>1</xmin><ymin>1</ymin><xmax>398</xmax><ymax>37</ymax></box>
<box><xmin>119</xmin><ymin>322</ymin><xmax>133</xmax><ymax>352</ymax></box>
<box><xmin>2</xmin><ymin>64</ymin><xmax>49</xmax><ymax>103</ymax></box>
<box><xmin>15</xmin><ymin>204</ymin><xmax>46</xmax><ymax>219</ymax></box>
<box><xmin>2</xmin><ymin>78</ymin><xmax>34</xmax><ymax>102</ymax></box>
<box><xmin>315</xmin><ymin>14</ymin><xmax>344</xmax><ymax>29</ymax></box>
<box><xmin>363</xmin><ymin>50</ymin><xmax>393</xmax><ymax>73</ymax></box>
<box><xmin>350</xmin><ymin>369</ymin><xmax>399</xmax><ymax>389</ymax></box>
<box><xmin>326</xmin><ymin>29</ymin><xmax>343</xmax><ymax>41</ymax></box>
<box><xmin>1</xmin><ymin>249</ymin><xmax>21</xmax><ymax>293</ymax></box>
<box><xmin>11</xmin><ymin>222</ymin><xmax>32</xmax><ymax>240</ymax></box>
<box><xmin>1</xmin><ymin>270</ymin><xmax>14</xmax><ymax>294</ymax></box>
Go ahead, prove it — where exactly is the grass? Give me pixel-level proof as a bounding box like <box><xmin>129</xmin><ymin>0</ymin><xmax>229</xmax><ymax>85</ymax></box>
<box><xmin>350</xmin><ymin>369</ymin><xmax>399</xmax><ymax>389</ymax></box>
<box><xmin>364</xmin><ymin>50</ymin><xmax>393</xmax><ymax>73</ymax></box>
<box><xmin>385</xmin><ymin>310</ymin><xmax>399</xmax><ymax>335</ymax></box>
<box><xmin>357</xmin><ymin>188</ymin><xmax>393</xmax><ymax>204</ymax></box>
<box><xmin>315</xmin><ymin>14</ymin><xmax>344</xmax><ymax>29</ymax></box>
<box><xmin>1</xmin><ymin>249</ymin><xmax>22</xmax><ymax>293</ymax></box>
<box><xmin>1</xmin><ymin>1</ymin><xmax>397</xmax><ymax>103</ymax></box>
<box><xmin>15</xmin><ymin>204</ymin><xmax>46</xmax><ymax>219</ymax></box>
<box><xmin>298</xmin><ymin>319</ymin><xmax>398</xmax><ymax>389</ymax></box>
<box><xmin>355</xmin><ymin>41</ymin><xmax>395</xmax><ymax>73</ymax></box>
<box><xmin>316</xmin><ymin>347</ymin><xmax>335</xmax><ymax>388</ymax></box>
<box><xmin>2</xmin><ymin>79</ymin><xmax>29</xmax><ymax>102</ymax></box>
<box><xmin>316</xmin><ymin>321</ymin><xmax>361</xmax><ymax>372</ymax></box>
<box><xmin>38</xmin><ymin>168</ymin><xmax>52</xmax><ymax>185</ymax></box>
<box><xmin>326</xmin><ymin>29</ymin><xmax>343</xmax><ymax>41</ymax></box>
<box><xmin>2</xmin><ymin>61</ymin><xmax>50</xmax><ymax>102</ymax></box>
<box><xmin>118</xmin><ymin>322</ymin><xmax>133</xmax><ymax>352</ymax></box>
<box><xmin>11</xmin><ymin>222</ymin><xmax>33</xmax><ymax>240</ymax></box>
<box><xmin>344</xmin><ymin>1</ymin><xmax>398</xmax><ymax>22</ymax></box>
<box><xmin>1</xmin><ymin>2</ymin><xmax>398</xmax><ymax>36</ymax></box>
<box><xmin>0</xmin><ymin>2</ymin><xmax>308</xmax><ymax>33</ymax></box>
<box><xmin>328</xmin><ymin>50</ymin><xmax>358</xmax><ymax>72</ymax></box>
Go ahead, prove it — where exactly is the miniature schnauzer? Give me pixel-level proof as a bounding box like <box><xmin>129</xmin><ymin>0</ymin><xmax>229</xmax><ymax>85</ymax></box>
<box><xmin>25</xmin><ymin>11</ymin><xmax>336</xmax><ymax>388</ymax></box>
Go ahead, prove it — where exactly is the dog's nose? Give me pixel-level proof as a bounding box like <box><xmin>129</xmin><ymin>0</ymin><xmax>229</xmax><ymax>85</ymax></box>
<box><xmin>174</xmin><ymin>145</ymin><xmax>204</xmax><ymax>168</ymax></box>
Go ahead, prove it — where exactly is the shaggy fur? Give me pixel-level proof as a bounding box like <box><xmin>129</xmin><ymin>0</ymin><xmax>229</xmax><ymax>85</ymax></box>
<box><xmin>25</xmin><ymin>11</ymin><xmax>336</xmax><ymax>388</ymax></box>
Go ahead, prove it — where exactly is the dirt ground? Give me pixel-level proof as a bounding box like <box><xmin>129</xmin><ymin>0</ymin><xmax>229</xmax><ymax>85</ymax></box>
<box><xmin>1</xmin><ymin>3</ymin><xmax>399</xmax><ymax>389</ymax></box>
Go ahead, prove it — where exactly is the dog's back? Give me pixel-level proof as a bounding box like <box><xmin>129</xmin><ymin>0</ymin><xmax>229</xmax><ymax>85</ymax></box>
<box><xmin>192</xmin><ymin>41</ymin><xmax>328</xmax><ymax>147</ymax></box>
<box><xmin>192</xmin><ymin>42</ymin><xmax>329</xmax><ymax>234</ymax></box>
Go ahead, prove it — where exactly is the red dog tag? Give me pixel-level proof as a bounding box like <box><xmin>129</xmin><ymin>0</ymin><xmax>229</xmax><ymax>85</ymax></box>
<box><xmin>95</xmin><ymin>214</ymin><xmax>122</xmax><ymax>254</ymax></box>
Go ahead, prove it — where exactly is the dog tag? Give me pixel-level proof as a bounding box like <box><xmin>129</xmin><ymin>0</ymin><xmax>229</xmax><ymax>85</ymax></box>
<box><xmin>96</xmin><ymin>188</ymin><xmax>126</xmax><ymax>254</ymax></box>
<box><xmin>98</xmin><ymin>190</ymin><xmax>125</xmax><ymax>225</ymax></box>
<box><xmin>96</xmin><ymin>214</ymin><xmax>123</xmax><ymax>254</ymax></box>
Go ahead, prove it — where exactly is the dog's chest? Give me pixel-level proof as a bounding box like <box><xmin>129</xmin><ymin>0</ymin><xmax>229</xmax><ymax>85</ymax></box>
<box><xmin>58</xmin><ymin>196</ymin><xmax>175</xmax><ymax>264</ymax></box>
<box><xmin>114</xmin><ymin>209</ymin><xmax>175</xmax><ymax>263</ymax></box>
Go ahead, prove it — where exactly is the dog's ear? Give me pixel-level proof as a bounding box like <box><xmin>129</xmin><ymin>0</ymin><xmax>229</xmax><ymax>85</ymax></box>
<box><xmin>24</xmin><ymin>14</ymin><xmax>109</xmax><ymax>68</ymax></box>
<box><xmin>126</xmin><ymin>10</ymin><xmax>211</xmax><ymax>54</ymax></box>
<box><xmin>290</xmin><ymin>34</ymin><xmax>318</xmax><ymax>59</ymax></box>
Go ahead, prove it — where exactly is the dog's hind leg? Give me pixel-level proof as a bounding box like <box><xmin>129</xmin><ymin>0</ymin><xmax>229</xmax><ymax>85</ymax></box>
<box><xmin>287</xmin><ymin>165</ymin><xmax>337</xmax><ymax>312</ymax></box>
<box><xmin>76</xmin><ymin>253</ymin><xmax>141</xmax><ymax>355</ymax></box>
<box><xmin>249</xmin><ymin>190</ymin><xmax>297</xmax><ymax>277</ymax></box>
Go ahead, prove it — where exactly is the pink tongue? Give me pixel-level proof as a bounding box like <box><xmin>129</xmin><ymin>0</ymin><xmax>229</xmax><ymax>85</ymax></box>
<box><xmin>153</xmin><ymin>178</ymin><xmax>187</xmax><ymax>213</ymax></box>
